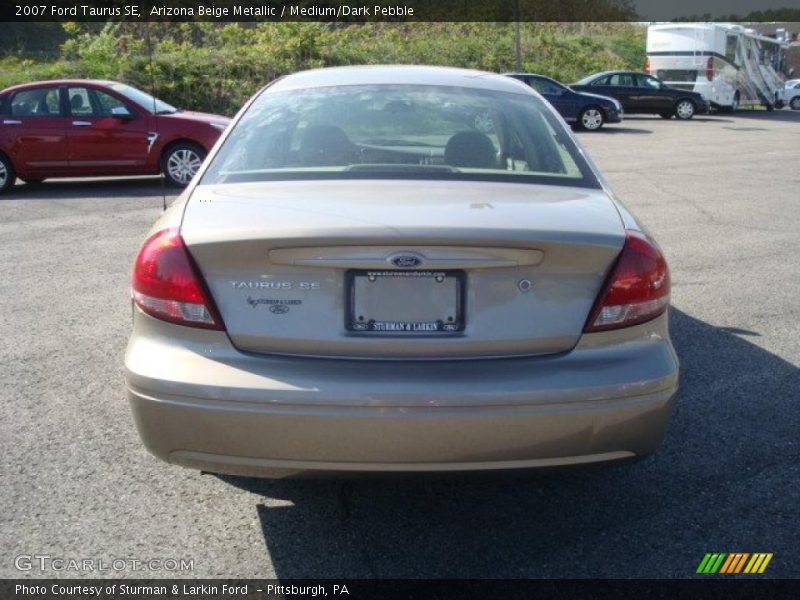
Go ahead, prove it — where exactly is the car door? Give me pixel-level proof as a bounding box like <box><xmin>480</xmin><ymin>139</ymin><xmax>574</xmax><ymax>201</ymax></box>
<box><xmin>636</xmin><ymin>74</ymin><xmax>672</xmax><ymax>113</ymax></box>
<box><xmin>526</xmin><ymin>77</ymin><xmax>576</xmax><ymax>120</ymax></box>
<box><xmin>65</xmin><ymin>86</ymin><xmax>148</xmax><ymax>174</ymax></box>
<box><xmin>789</xmin><ymin>82</ymin><xmax>800</xmax><ymax>104</ymax></box>
<box><xmin>603</xmin><ymin>73</ymin><xmax>640</xmax><ymax>112</ymax></box>
<box><xmin>2</xmin><ymin>86</ymin><xmax>69</xmax><ymax>175</ymax></box>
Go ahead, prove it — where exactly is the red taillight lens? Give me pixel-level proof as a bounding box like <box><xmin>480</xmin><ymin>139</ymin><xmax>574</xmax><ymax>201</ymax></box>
<box><xmin>644</xmin><ymin>58</ymin><xmax>651</xmax><ymax>75</ymax></box>
<box><xmin>132</xmin><ymin>228</ymin><xmax>223</xmax><ymax>330</ymax></box>
<box><xmin>706</xmin><ymin>57</ymin><xmax>714</xmax><ymax>81</ymax></box>
<box><xmin>584</xmin><ymin>231</ymin><xmax>670</xmax><ymax>332</ymax></box>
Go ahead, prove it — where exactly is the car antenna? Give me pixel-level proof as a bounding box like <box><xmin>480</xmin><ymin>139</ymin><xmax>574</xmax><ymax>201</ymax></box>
<box><xmin>145</xmin><ymin>21</ymin><xmax>167</xmax><ymax>212</ymax></box>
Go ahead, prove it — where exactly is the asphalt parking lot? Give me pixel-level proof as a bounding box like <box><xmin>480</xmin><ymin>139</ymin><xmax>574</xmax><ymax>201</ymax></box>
<box><xmin>1</xmin><ymin>110</ymin><xmax>798</xmax><ymax>580</ymax></box>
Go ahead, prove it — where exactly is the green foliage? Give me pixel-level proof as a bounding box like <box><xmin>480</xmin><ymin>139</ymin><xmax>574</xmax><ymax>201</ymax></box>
<box><xmin>0</xmin><ymin>22</ymin><xmax>646</xmax><ymax>115</ymax></box>
<box><xmin>609</xmin><ymin>33</ymin><xmax>647</xmax><ymax>72</ymax></box>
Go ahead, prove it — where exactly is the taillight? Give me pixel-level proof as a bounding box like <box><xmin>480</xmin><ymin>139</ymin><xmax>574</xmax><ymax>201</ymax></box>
<box><xmin>131</xmin><ymin>228</ymin><xmax>223</xmax><ymax>330</ymax></box>
<box><xmin>644</xmin><ymin>58</ymin><xmax>651</xmax><ymax>75</ymax></box>
<box><xmin>584</xmin><ymin>231</ymin><xmax>670</xmax><ymax>332</ymax></box>
<box><xmin>706</xmin><ymin>57</ymin><xmax>714</xmax><ymax>81</ymax></box>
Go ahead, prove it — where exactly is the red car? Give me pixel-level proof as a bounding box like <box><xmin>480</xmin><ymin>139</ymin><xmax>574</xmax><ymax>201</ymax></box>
<box><xmin>0</xmin><ymin>80</ymin><xmax>231</xmax><ymax>193</ymax></box>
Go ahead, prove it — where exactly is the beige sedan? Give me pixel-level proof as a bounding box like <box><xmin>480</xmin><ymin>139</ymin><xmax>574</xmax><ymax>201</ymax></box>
<box><xmin>125</xmin><ymin>66</ymin><xmax>678</xmax><ymax>477</ymax></box>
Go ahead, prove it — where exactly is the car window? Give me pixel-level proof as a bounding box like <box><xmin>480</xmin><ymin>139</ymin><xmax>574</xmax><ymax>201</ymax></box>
<box><xmin>725</xmin><ymin>34</ymin><xmax>738</xmax><ymax>63</ymax></box>
<box><xmin>654</xmin><ymin>69</ymin><xmax>698</xmax><ymax>82</ymax></box>
<box><xmin>527</xmin><ymin>77</ymin><xmax>564</xmax><ymax>96</ymax></box>
<box><xmin>93</xmin><ymin>90</ymin><xmax>132</xmax><ymax>117</ymax></box>
<box><xmin>590</xmin><ymin>76</ymin><xmax>610</xmax><ymax>86</ymax></box>
<box><xmin>202</xmin><ymin>84</ymin><xmax>599</xmax><ymax>189</ymax></box>
<box><xmin>10</xmin><ymin>88</ymin><xmax>61</xmax><ymax>117</ymax></box>
<box><xmin>67</xmin><ymin>87</ymin><xmax>94</xmax><ymax>117</ymax></box>
<box><xmin>108</xmin><ymin>82</ymin><xmax>177</xmax><ymax>114</ymax></box>
<box><xmin>637</xmin><ymin>75</ymin><xmax>662</xmax><ymax>89</ymax></box>
<box><xmin>607</xmin><ymin>74</ymin><xmax>635</xmax><ymax>87</ymax></box>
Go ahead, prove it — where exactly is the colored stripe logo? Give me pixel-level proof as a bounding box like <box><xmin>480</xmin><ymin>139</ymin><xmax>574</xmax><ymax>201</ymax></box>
<box><xmin>696</xmin><ymin>553</ymin><xmax>773</xmax><ymax>574</ymax></box>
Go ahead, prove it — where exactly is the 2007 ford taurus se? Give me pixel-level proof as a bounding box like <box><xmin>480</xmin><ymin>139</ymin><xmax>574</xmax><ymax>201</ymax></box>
<box><xmin>125</xmin><ymin>66</ymin><xmax>678</xmax><ymax>477</ymax></box>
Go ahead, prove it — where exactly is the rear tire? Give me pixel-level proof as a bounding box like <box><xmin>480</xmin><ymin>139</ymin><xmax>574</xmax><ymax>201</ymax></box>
<box><xmin>161</xmin><ymin>142</ymin><xmax>206</xmax><ymax>187</ymax></box>
<box><xmin>0</xmin><ymin>154</ymin><xmax>15</xmax><ymax>194</ymax></box>
<box><xmin>577</xmin><ymin>106</ymin><xmax>604</xmax><ymax>131</ymax></box>
<box><xmin>790</xmin><ymin>96</ymin><xmax>800</xmax><ymax>111</ymax></box>
<box><xmin>674</xmin><ymin>99</ymin><xmax>696</xmax><ymax>120</ymax></box>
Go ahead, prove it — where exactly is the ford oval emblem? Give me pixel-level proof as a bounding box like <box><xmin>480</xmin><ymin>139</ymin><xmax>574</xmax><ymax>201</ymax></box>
<box><xmin>269</xmin><ymin>304</ymin><xmax>290</xmax><ymax>314</ymax></box>
<box><xmin>391</xmin><ymin>255</ymin><xmax>422</xmax><ymax>268</ymax></box>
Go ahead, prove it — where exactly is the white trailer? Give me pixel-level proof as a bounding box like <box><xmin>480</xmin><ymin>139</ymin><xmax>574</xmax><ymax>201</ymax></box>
<box><xmin>646</xmin><ymin>23</ymin><xmax>788</xmax><ymax>111</ymax></box>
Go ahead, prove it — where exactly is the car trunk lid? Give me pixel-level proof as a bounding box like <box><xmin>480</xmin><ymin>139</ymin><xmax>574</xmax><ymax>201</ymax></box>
<box><xmin>181</xmin><ymin>179</ymin><xmax>625</xmax><ymax>359</ymax></box>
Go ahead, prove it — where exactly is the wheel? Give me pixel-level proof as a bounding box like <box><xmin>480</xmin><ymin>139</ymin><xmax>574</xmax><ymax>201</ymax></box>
<box><xmin>22</xmin><ymin>178</ymin><xmax>44</xmax><ymax>185</ymax></box>
<box><xmin>659</xmin><ymin>112</ymin><xmax>673</xmax><ymax>119</ymax></box>
<box><xmin>674</xmin><ymin>99</ymin><xmax>696</xmax><ymax>120</ymax></box>
<box><xmin>161</xmin><ymin>142</ymin><xmax>206</xmax><ymax>187</ymax></box>
<box><xmin>0</xmin><ymin>154</ymin><xmax>15</xmax><ymax>194</ymax></box>
<box><xmin>577</xmin><ymin>106</ymin><xmax>604</xmax><ymax>131</ymax></box>
<box><xmin>790</xmin><ymin>96</ymin><xmax>800</xmax><ymax>111</ymax></box>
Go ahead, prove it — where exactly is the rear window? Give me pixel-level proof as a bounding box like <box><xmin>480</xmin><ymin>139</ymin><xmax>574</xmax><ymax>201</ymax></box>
<box><xmin>108</xmin><ymin>83</ymin><xmax>177</xmax><ymax>115</ymax></box>
<box><xmin>201</xmin><ymin>84</ymin><xmax>599</xmax><ymax>188</ymax></box>
<box><xmin>654</xmin><ymin>70</ymin><xmax>699</xmax><ymax>82</ymax></box>
<box><xmin>526</xmin><ymin>77</ymin><xmax>565</xmax><ymax>95</ymax></box>
<box><xmin>10</xmin><ymin>88</ymin><xmax>61</xmax><ymax>117</ymax></box>
<box><xmin>605</xmin><ymin>74</ymin><xmax>635</xmax><ymax>87</ymax></box>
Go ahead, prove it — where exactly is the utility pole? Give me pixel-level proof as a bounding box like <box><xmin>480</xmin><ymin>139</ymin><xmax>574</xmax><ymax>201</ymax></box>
<box><xmin>514</xmin><ymin>0</ymin><xmax>521</xmax><ymax>71</ymax></box>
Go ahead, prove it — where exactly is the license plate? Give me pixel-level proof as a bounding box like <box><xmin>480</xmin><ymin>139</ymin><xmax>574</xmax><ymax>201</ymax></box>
<box><xmin>347</xmin><ymin>270</ymin><xmax>464</xmax><ymax>333</ymax></box>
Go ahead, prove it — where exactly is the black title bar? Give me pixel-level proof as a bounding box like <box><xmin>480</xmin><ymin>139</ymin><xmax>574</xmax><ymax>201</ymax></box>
<box><xmin>2</xmin><ymin>0</ymin><xmax>800</xmax><ymax>22</ymax></box>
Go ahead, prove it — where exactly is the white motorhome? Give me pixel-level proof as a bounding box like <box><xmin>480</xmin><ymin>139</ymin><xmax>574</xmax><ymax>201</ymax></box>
<box><xmin>646</xmin><ymin>23</ymin><xmax>788</xmax><ymax>111</ymax></box>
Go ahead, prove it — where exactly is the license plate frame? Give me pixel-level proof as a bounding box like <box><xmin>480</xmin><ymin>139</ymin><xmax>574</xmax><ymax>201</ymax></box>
<box><xmin>346</xmin><ymin>270</ymin><xmax>465</xmax><ymax>334</ymax></box>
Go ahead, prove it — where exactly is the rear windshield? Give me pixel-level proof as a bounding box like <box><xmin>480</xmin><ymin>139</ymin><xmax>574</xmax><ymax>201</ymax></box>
<box><xmin>108</xmin><ymin>83</ymin><xmax>177</xmax><ymax>115</ymax></box>
<box><xmin>201</xmin><ymin>84</ymin><xmax>599</xmax><ymax>188</ymax></box>
<box><xmin>654</xmin><ymin>70</ymin><xmax>699</xmax><ymax>82</ymax></box>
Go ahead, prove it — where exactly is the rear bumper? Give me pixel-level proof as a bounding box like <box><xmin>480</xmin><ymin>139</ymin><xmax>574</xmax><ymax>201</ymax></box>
<box><xmin>125</xmin><ymin>311</ymin><xmax>679</xmax><ymax>477</ymax></box>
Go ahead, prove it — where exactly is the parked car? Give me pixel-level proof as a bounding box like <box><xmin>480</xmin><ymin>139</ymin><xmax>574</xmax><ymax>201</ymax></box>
<box><xmin>785</xmin><ymin>79</ymin><xmax>800</xmax><ymax>110</ymax></box>
<box><xmin>505</xmin><ymin>73</ymin><xmax>623</xmax><ymax>131</ymax></box>
<box><xmin>125</xmin><ymin>66</ymin><xmax>678</xmax><ymax>478</ymax></box>
<box><xmin>0</xmin><ymin>80</ymin><xmax>231</xmax><ymax>193</ymax></box>
<box><xmin>571</xmin><ymin>70</ymin><xmax>709</xmax><ymax>120</ymax></box>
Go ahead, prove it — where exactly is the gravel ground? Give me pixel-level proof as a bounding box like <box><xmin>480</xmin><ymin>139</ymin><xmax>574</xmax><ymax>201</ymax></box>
<box><xmin>1</xmin><ymin>110</ymin><xmax>798</xmax><ymax>579</ymax></box>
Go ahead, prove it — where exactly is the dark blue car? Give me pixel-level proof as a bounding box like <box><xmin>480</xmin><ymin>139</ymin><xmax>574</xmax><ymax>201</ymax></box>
<box><xmin>506</xmin><ymin>73</ymin><xmax>623</xmax><ymax>131</ymax></box>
